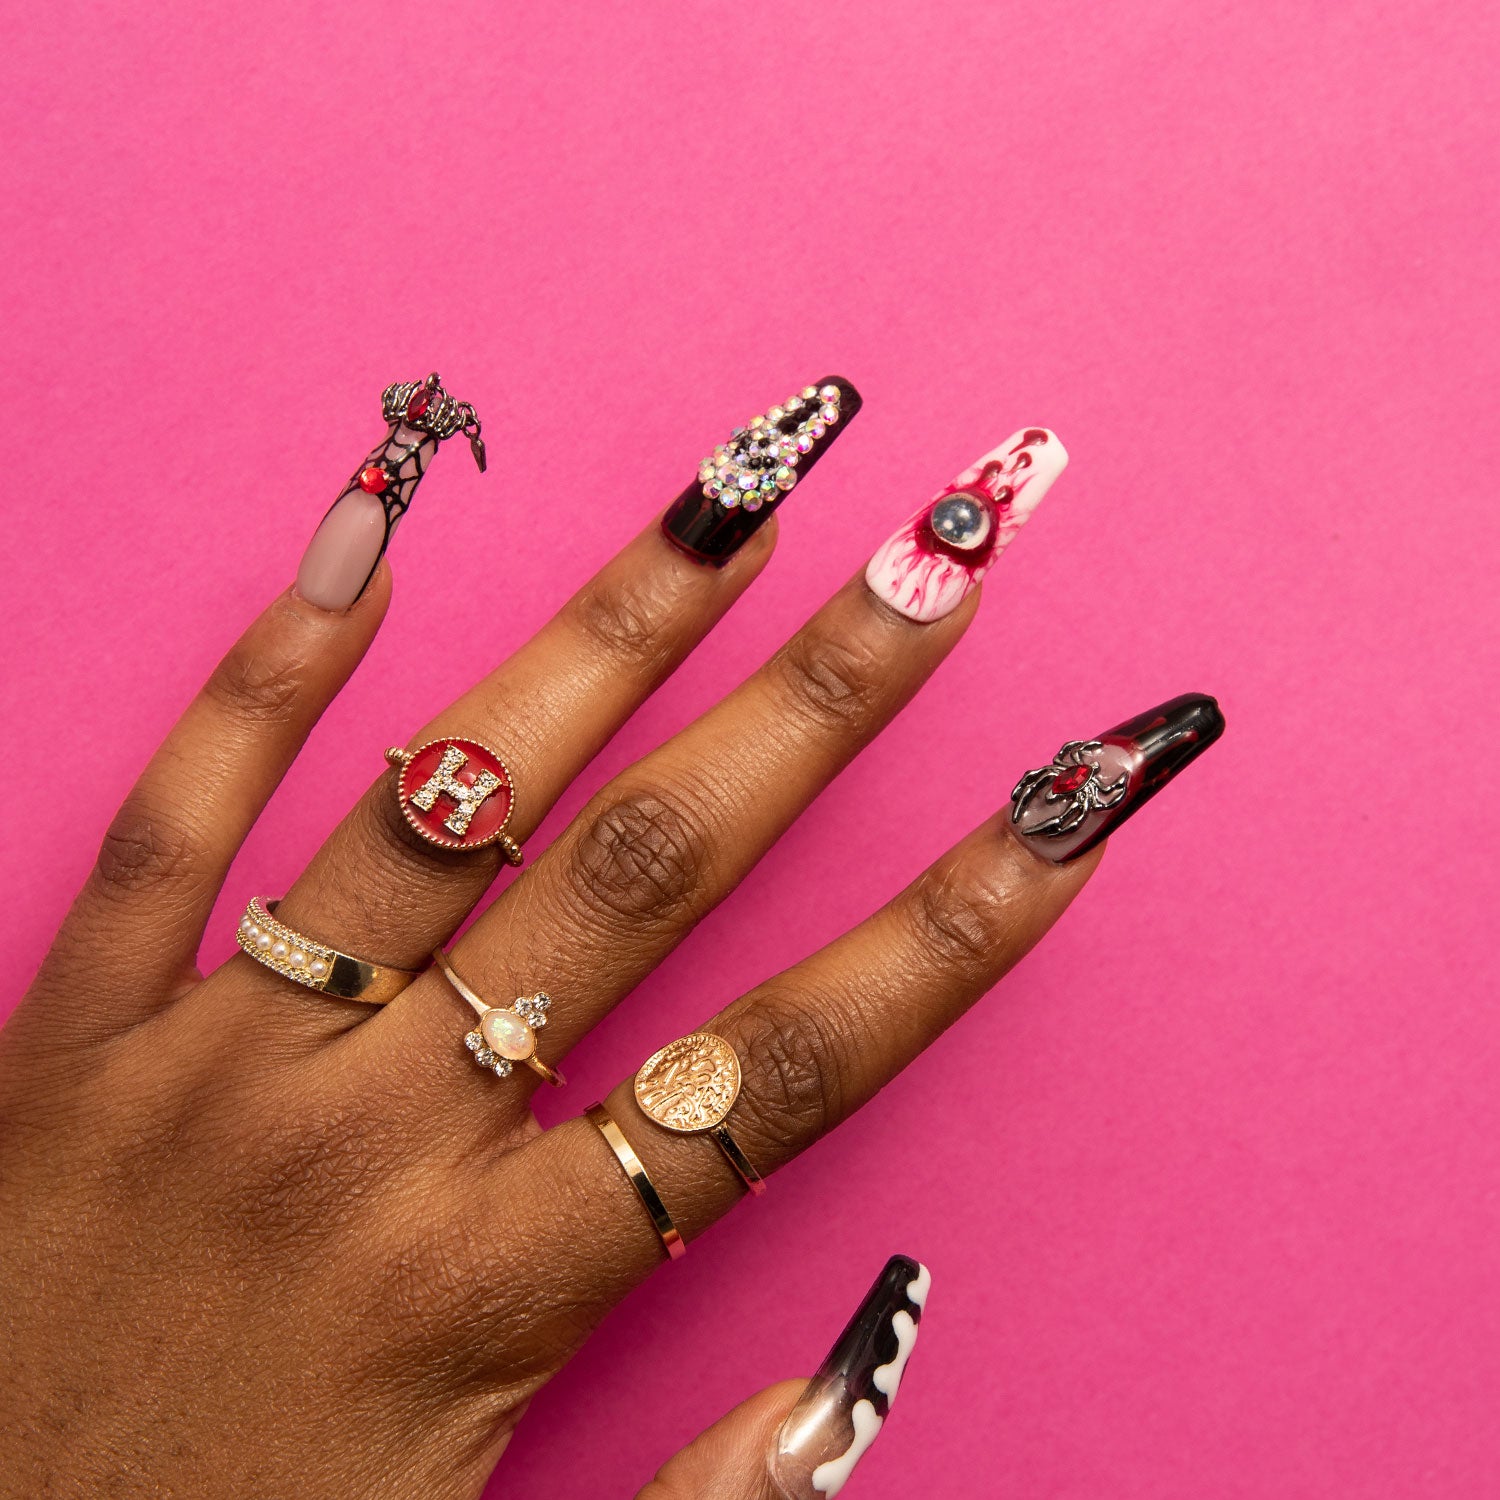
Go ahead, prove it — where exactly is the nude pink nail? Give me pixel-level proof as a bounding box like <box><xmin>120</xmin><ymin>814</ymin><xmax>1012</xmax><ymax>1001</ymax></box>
<box><xmin>295</xmin><ymin>373</ymin><xmax>486</xmax><ymax>611</ymax></box>
<box><xmin>864</xmin><ymin>427</ymin><xmax>1068</xmax><ymax>623</ymax></box>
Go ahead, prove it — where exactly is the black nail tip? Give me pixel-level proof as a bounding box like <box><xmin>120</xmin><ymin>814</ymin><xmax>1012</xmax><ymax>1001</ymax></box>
<box><xmin>661</xmin><ymin>375</ymin><xmax>863</xmax><ymax>565</ymax></box>
<box><xmin>818</xmin><ymin>1256</ymin><xmax>927</xmax><ymax>1385</ymax></box>
<box><xmin>1106</xmin><ymin>692</ymin><xmax>1225</xmax><ymax>782</ymax></box>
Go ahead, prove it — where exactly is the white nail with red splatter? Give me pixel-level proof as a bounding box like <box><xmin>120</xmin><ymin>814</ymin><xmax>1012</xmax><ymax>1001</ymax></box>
<box><xmin>864</xmin><ymin>427</ymin><xmax>1068</xmax><ymax>623</ymax></box>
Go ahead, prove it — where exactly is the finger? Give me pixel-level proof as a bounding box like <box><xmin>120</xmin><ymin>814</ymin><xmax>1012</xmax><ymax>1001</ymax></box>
<box><xmin>27</xmin><ymin>381</ymin><xmax>483</xmax><ymax>1034</ymax></box>
<box><xmin>639</xmin><ymin>1257</ymin><xmax>932</xmax><ymax>1500</ymax></box>
<box><xmin>519</xmin><ymin>693</ymin><xmax>1223</xmax><ymax>1304</ymax></box>
<box><xmin>378</xmin><ymin>427</ymin><xmax>1069</xmax><ymax>1127</ymax></box>
<box><xmin>242</xmin><ymin>377</ymin><xmax>863</xmax><ymax>1022</ymax></box>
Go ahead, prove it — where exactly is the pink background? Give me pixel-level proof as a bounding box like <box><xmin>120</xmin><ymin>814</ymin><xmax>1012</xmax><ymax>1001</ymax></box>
<box><xmin>4</xmin><ymin>2</ymin><xmax>1498</xmax><ymax>1495</ymax></box>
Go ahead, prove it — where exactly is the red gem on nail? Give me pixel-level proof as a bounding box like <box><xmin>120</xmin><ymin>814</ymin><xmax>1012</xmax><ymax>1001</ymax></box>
<box><xmin>358</xmin><ymin>466</ymin><xmax>389</xmax><ymax>494</ymax></box>
<box><xmin>1051</xmin><ymin>765</ymin><xmax>1091</xmax><ymax>795</ymax></box>
<box><xmin>405</xmin><ymin>386</ymin><xmax>433</xmax><ymax>422</ymax></box>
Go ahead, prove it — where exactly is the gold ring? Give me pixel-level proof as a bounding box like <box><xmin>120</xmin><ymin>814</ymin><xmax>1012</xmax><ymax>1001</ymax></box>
<box><xmin>633</xmin><ymin>1033</ymin><xmax>766</xmax><ymax>1195</ymax></box>
<box><xmin>586</xmin><ymin>1104</ymin><xmax>685</xmax><ymax>1260</ymax></box>
<box><xmin>385</xmin><ymin>739</ymin><xmax>523</xmax><ymax>862</ymax></box>
<box><xmin>431</xmin><ymin>947</ymin><xmax>565</xmax><ymax>1088</ymax></box>
<box><xmin>237</xmin><ymin>898</ymin><xmax>417</xmax><ymax>1005</ymax></box>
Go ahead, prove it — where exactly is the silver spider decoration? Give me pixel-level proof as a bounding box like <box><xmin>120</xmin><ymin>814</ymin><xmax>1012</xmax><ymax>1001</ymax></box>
<box><xmin>1010</xmin><ymin>740</ymin><xmax>1129</xmax><ymax>838</ymax></box>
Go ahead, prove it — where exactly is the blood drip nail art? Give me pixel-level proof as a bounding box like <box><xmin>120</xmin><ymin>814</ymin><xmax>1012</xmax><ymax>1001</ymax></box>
<box><xmin>296</xmin><ymin>373</ymin><xmax>486</xmax><ymax>611</ymax></box>
<box><xmin>864</xmin><ymin>427</ymin><xmax>1067</xmax><ymax>623</ymax></box>
<box><xmin>661</xmin><ymin>376</ymin><xmax>863</xmax><ymax>566</ymax></box>
<box><xmin>1010</xmin><ymin>693</ymin><xmax>1226</xmax><ymax>862</ymax></box>
<box><xmin>771</xmin><ymin>1257</ymin><xmax>931</xmax><ymax>1498</ymax></box>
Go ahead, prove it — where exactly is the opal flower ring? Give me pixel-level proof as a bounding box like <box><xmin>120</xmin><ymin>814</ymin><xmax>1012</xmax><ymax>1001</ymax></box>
<box><xmin>432</xmin><ymin>947</ymin><xmax>564</xmax><ymax>1088</ymax></box>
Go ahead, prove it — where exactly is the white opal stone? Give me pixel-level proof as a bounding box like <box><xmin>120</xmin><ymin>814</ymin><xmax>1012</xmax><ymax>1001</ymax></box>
<box><xmin>481</xmin><ymin>1008</ymin><xmax>536</xmax><ymax>1061</ymax></box>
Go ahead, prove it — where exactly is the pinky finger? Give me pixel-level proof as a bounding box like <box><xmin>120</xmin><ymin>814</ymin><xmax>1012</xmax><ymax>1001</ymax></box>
<box><xmin>639</xmin><ymin>1257</ymin><xmax>932</xmax><ymax>1500</ymax></box>
<box><xmin>31</xmin><ymin>389</ymin><xmax>471</xmax><ymax>1032</ymax></box>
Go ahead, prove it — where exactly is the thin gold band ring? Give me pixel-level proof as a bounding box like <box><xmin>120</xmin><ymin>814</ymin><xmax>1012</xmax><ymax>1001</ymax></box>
<box><xmin>586</xmin><ymin>1104</ymin><xmax>685</xmax><ymax>1261</ymax></box>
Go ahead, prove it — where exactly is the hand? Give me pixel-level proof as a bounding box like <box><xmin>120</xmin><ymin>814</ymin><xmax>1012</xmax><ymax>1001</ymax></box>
<box><xmin>0</xmin><ymin>377</ymin><xmax>1219</xmax><ymax>1497</ymax></box>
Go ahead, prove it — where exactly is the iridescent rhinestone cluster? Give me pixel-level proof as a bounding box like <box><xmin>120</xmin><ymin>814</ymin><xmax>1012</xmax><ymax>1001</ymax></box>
<box><xmin>463</xmin><ymin>993</ymin><xmax>552</xmax><ymax>1078</ymax></box>
<box><xmin>698</xmin><ymin>384</ymin><xmax>842</xmax><ymax>512</ymax></box>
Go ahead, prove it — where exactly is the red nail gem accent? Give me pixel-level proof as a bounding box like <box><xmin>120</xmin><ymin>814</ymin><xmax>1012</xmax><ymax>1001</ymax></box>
<box><xmin>405</xmin><ymin>386</ymin><xmax>433</xmax><ymax>422</ymax></box>
<box><xmin>1051</xmin><ymin>764</ymin><xmax>1091</xmax><ymax>795</ymax></box>
<box><xmin>358</xmin><ymin>465</ymin><xmax>389</xmax><ymax>494</ymax></box>
<box><xmin>394</xmin><ymin>738</ymin><xmax>515</xmax><ymax>852</ymax></box>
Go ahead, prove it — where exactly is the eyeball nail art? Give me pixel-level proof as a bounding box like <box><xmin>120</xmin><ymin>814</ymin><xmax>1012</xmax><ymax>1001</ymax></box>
<box><xmin>1010</xmin><ymin>693</ymin><xmax>1226</xmax><ymax>862</ymax></box>
<box><xmin>864</xmin><ymin>427</ymin><xmax>1067</xmax><ymax>623</ymax></box>
<box><xmin>771</xmin><ymin>1256</ymin><xmax>931</xmax><ymax>1498</ymax></box>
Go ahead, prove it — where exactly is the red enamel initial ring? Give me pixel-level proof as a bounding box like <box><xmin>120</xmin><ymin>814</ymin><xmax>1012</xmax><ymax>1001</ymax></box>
<box><xmin>384</xmin><ymin>737</ymin><xmax>524</xmax><ymax>863</ymax></box>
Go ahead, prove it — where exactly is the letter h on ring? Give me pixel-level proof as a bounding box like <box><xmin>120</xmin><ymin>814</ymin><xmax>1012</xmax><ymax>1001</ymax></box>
<box><xmin>410</xmin><ymin>745</ymin><xmax>502</xmax><ymax>837</ymax></box>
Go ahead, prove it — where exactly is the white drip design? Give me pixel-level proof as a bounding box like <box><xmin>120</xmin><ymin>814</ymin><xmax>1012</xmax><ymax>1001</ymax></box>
<box><xmin>807</xmin><ymin>1261</ymin><xmax>931</xmax><ymax>1496</ymax></box>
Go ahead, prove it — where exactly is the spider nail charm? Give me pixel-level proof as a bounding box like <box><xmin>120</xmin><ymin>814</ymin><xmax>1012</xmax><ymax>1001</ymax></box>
<box><xmin>865</xmin><ymin>428</ymin><xmax>1068</xmax><ymax>623</ymax></box>
<box><xmin>296</xmin><ymin>373</ymin><xmax>487</xmax><ymax>612</ymax></box>
<box><xmin>1010</xmin><ymin>694</ymin><xmax>1227</xmax><ymax>862</ymax></box>
<box><xmin>662</xmin><ymin>375</ymin><xmax>863</xmax><ymax>566</ymax></box>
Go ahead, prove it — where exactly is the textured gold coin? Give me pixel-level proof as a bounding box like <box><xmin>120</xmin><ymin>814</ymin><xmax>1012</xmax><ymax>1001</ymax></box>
<box><xmin>634</xmin><ymin>1033</ymin><xmax>741</xmax><ymax>1133</ymax></box>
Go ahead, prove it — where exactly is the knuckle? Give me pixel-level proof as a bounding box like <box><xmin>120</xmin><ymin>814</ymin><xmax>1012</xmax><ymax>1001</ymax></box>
<box><xmin>203</xmin><ymin>637</ymin><xmax>308</xmax><ymax>726</ymax></box>
<box><xmin>570</xmin><ymin>570</ymin><xmax>680</xmax><ymax>672</ymax></box>
<box><xmin>565</xmin><ymin>780</ymin><xmax>716</xmax><ymax>930</ymax></box>
<box><xmin>94</xmin><ymin>795</ymin><xmax>204</xmax><ymax>897</ymax></box>
<box><xmin>906</xmin><ymin>855</ymin><xmax>1019</xmax><ymax>978</ymax></box>
<box><xmin>728</xmin><ymin>990</ymin><xmax>852</xmax><ymax>1158</ymax></box>
<box><xmin>769</xmin><ymin>619</ymin><xmax>888</xmax><ymax>736</ymax></box>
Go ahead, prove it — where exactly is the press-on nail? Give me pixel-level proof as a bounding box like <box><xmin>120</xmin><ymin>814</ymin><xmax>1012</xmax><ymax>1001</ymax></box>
<box><xmin>771</xmin><ymin>1256</ymin><xmax>931</xmax><ymax>1498</ymax></box>
<box><xmin>1009</xmin><ymin>693</ymin><xmax>1225</xmax><ymax>862</ymax></box>
<box><xmin>662</xmin><ymin>376</ymin><xmax>863</xmax><ymax>566</ymax></box>
<box><xmin>865</xmin><ymin>427</ymin><xmax>1066</xmax><ymax>623</ymax></box>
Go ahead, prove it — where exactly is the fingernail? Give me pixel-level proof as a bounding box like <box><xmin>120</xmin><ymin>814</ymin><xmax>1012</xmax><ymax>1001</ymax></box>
<box><xmin>865</xmin><ymin>426</ymin><xmax>1067</xmax><ymax>622</ymax></box>
<box><xmin>1010</xmin><ymin>692</ymin><xmax>1226</xmax><ymax>862</ymax></box>
<box><xmin>662</xmin><ymin>376</ymin><xmax>863</xmax><ymax>566</ymax></box>
<box><xmin>770</xmin><ymin>1256</ymin><xmax>931</xmax><ymax>1499</ymax></box>
<box><xmin>295</xmin><ymin>374</ymin><xmax>484</xmax><ymax>611</ymax></box>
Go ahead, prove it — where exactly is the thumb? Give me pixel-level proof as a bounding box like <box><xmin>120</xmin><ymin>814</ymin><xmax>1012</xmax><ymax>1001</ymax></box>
<box><xmin>639</xmin><ymin>1257</ymin><xmax>931</xmax><ymax>1500</ymax></box>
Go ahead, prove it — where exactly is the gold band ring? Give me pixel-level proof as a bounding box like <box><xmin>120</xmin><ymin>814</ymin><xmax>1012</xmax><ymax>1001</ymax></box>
<box><xmin>586</xmin><ymin>1104</ymin><xmax>685</xmax><ymax>1261</ymax></box>
<box><xmin>633</xmin><ymin>1033</ymin><xmax>766</xmax><ymax>1196</ymax></box>
<box><xmin>431</xmin><ymin>947</ymin><xmax>565</xmax><ymax>1088</ymax></box>
<box><xmin>237</xmin><ymin>898</ymin><xmax>418</xmax><ymax>1005</ymax></box>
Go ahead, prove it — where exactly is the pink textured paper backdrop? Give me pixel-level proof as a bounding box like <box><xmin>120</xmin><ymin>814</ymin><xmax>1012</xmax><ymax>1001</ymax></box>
<box><xmin>4</xmin><ymin>2</ymin><xmax>1497</xmax><ymax>1495</ymax></box>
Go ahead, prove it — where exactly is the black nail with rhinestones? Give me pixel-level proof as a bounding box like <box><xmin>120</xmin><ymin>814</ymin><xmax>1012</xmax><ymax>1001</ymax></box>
<box><xmin>770</xmin><ymin>1256</ymin><xmax>930</xmax><ymax>1499</ymax></box>
<box><xmin>661</xmin><ymin>376</ymin><xmax>863</xmax><ymax>566</ymax></box>
<box><xmin>1009</xmin><ymin>693</ymin><xmax>1225</xmax><ymax>863</ymax></box>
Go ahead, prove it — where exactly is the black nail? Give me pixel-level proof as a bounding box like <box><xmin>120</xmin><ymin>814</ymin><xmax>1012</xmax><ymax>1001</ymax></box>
<box><xmin>1009</xmin><ymin>692</ymin><xmax>1226</xmax><ymax>862</ymax></box>
<box><xmin>661</xmin><ymin>375</ymin><xmax>863</xmax><ymax>566</ymax></box>
<box><xmin>771</xmin><ymin>1256</ymin><xmax>930</xmax><ymax>1497</ymax></box>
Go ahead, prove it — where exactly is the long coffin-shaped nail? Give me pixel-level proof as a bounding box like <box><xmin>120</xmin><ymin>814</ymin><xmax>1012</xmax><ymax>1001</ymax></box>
<box><xmin>771</xmin><ymin>1256</ymin><xmax>931</xmax><ymax>1499</ymax></box>
<box><xmin>1010</xmin><ymin>692</ymin><xmax>1225</xmax><ymax>862</ymax></box>
<box><xmin>865</xmin><ymin>427</ymin><xmax>1067</xmax><ymax>622</ymax></box>
<box><xmin>295</xmin><ymin>373</ymin><xmax>486</xmax><ymax>611</ymax></box>
<box><xmin>662</xmin><ymin>376</ymin><xmax>863</xmax><ymax>566</ymax></box>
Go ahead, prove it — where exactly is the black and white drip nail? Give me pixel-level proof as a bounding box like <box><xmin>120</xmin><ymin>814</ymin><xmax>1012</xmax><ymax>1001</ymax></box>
<box><xmin>771</xmin><ymin>1256</ymin><xmax>931</xmax><ymax>1498</ymax></box>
